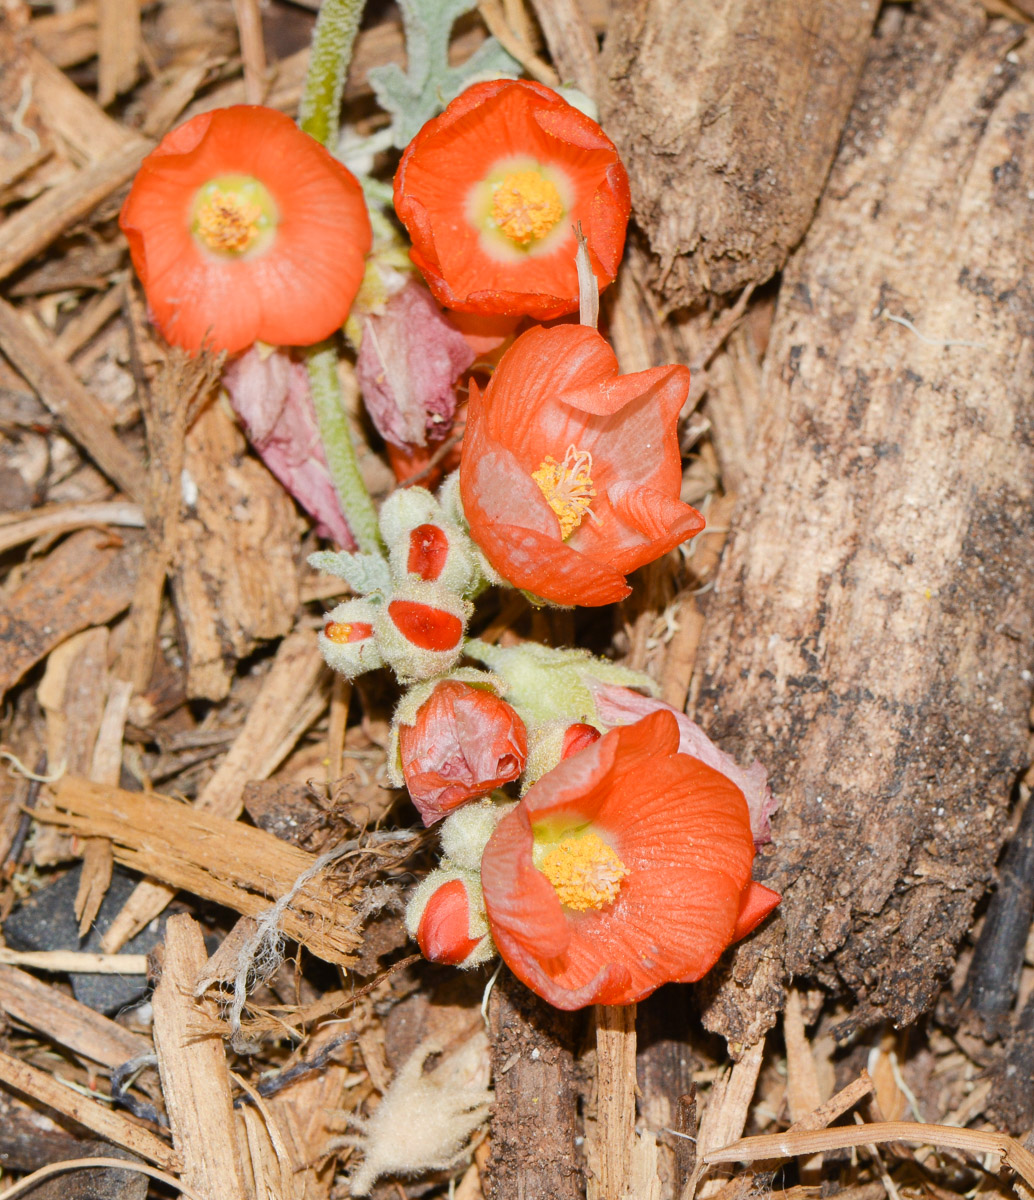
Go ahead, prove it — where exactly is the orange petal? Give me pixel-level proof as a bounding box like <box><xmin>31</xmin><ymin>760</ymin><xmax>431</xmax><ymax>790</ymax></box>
<box><xmin>731</xmin><ymin>881</ymin><xmax>781</xmax><ymax>942</ymax></box>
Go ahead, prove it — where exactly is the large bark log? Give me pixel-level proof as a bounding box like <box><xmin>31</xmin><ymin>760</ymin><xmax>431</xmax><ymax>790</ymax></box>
<box><xmin>689</xmin><ymin>2</ymin><xmax>1034</xmax><ymax>1047</ymax></box>
<box><xmin>598</xmin><ymin>0</ymin><xmax>877</xmax><ymax>311</ymax></box>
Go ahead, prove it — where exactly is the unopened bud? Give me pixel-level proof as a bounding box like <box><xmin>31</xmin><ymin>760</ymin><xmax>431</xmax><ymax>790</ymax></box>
<box><xmin>405</xmin><ymin>867</ymin><xmax>495</xmax><ymax>968</ymax></box>
<box><xmin>376</xmin><ymin>583</ymin><xmax>471</xmax><ymax>682</ymax></box>
<box><xmin>317</xmin><ymin>599</ymin><xmax>384</xmax><ymax>678</ymax></box>
<box><xmin>561</xmin><ymin>723</ymin><xmax>601</xmax><ymax>759</ymax></box>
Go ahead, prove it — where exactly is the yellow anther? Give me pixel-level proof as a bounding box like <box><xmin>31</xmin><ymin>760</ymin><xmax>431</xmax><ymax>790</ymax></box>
<box><xmin>491</xmin><ymin>170</ymin><xmax>564</xmax><ymax>244</ymax></box>
<box><xmin>531</xmin><ymin>444</ymin><xmax>601</xmax><ymax>540</ymax></box>
<box><xmin>195</xmin><ymin>189</ymin><xmax>263</xmax><ymax>254</ymax></box>
<box><xmin>539</xmin><ymin>831</ymin><xmax>628</xmax><ymax>912</ymax></box>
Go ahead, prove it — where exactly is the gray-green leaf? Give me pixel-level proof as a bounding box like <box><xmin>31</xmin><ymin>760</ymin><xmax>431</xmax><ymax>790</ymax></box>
<box><xmin>369</xmin><ymin>0</ymin><xmax>520</xmax><ymax>149</ymax></box>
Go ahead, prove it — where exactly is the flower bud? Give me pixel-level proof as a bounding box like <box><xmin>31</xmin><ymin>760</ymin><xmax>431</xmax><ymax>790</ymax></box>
<box><xmin>522</xmin><ymin>719</ymin><xmax>604</xmax><ymax>790</ymax></box>
<box><xmin>405</xmin><ymin>867</ymin><xmax>494</xmax><ymax>968</ymax></box>
<box><xmin>317</xmin><ymin>599</ymin><xmax>384</xmax><ymax>678</ymax></box>
<box><xmin>396</xmin><ymin>679</ymin><xmax>527</xmax><ymax>824</ymax></box>
<box><xmin>561</xmin><ymin>723</ymin><xmax>601</xmax><ymax>759</ymax></box>
<box><xmin>381</xmin><ymin>486</ymin><xmax>477</xmax><ymax>594</ymax></box>
<box><xmin>375</xmin><ymin>582</ymin><xmax>472</xmax><ymax>683</ymax></box>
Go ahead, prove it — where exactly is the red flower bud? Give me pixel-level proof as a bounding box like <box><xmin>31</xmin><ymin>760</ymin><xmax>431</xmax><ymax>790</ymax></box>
<box><xmin>399</xmin><ymin>680</ymin><xmax>528</xmax><ymax>824</ymax></box>
<box><xmin>561</xmin><ymin>723</ymin><xmax>601</xmax><ymax>759</ymax></box>
<box><xmin>416</xmin><ymin>877</ymin><xmax>483</xmax><ymax>965</ymax></box>
<box><xmin>388</xmin><ymin>599</ymin><xmax>463</xmax><ymax>652</ymax></box>
<box><xmin>323</xmin><ymin>620</ymin><xmax>374</xmax><ymax>644</ymax></box>
<box><xmin>408</xmin><ymin>524</ymin><xmax>450</xmax><ymax>581</ymax></box>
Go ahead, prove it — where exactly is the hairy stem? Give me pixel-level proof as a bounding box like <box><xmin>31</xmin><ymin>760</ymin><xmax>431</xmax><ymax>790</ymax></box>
<box><xmin>298</xmin><ymin>0</ymin><xmax>366</xmax><ymax>148</ymax></box>
<box><xmin>307</xmin><ymin>342</ymin><xmax>382</xmax><ymax>554</ymax></box>
<box><xmin>299</xmin><ymin>0</ymin><xmax>381</xmax><ymax>555</ymax></box>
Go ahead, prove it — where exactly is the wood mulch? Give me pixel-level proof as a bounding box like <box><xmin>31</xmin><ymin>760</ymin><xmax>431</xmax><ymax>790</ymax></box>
<box><xmin>3</xmin><ymin>0</ymin><xmax>1034</xmax><ymax>1198</ymax></box>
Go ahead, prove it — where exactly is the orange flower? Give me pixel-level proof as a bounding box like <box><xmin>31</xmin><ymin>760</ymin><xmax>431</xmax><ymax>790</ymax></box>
<box><xmin>120</xmin><ymin>106</ymin><xmax>371</xmax><ymax>353</ymax></box>
<box><xmin>480</xmin><ymin>711</ymin><xmax>780</xmax><ymax>1010</ymax></box>
<box><xmin>459</xmin><ymin>324</ymin><xmax>704</xmax><ymax>606</ymax></box>
<box><xmin>393</xmin><ymin>80</ymin><xmax>630</xmax><ymax>319</ymax></box>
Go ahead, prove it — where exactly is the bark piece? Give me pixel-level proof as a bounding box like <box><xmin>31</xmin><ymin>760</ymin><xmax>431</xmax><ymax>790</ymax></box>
<box><xmin>0</xmin><ymin>529</ymin><xmax>141</xmax><ymax>702</ymax></box>
<box><xmin>152</xmin><ymin>914</ymin><xmax>246</xmax><ymax>1200</ymax></box>
<box><xmin>485</xmin><ymin>973</ymin><xmax>582</xmax><ymax>1200</ymax></box>
<box><xmin>598</xmin><ymin>0</ymin><xmax>878</xmax><ymax>310</ymax></box>
<box><xmin>37</xmin><ymin>775</ymin><xmax>361</xmax><ymax>966</ymax></box>
<box><xmin>689</xmin><ymin>2</ymin><xmax>1034</xmax><ymax>1045</ymax></box>
<box><xmin>171</xmin><ymin>399</ymin><xmax>300</xmax><ymax>701</ymax></box>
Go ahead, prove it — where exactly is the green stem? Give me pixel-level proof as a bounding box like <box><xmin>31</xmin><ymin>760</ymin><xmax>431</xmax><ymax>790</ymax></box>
<box><xmin>299</xmin><ymin>0</ymin><xmax>381</xmax><ymax>555</ymax></box>
<box><xmin>298</xmin><ymin>0</ymin><xmax>366</xmax><ymax>148</ymax></box>
<box><xmin>307</xmin><ymin>342</ymin><xmax>383</xmax><ymax>554</ymax></box>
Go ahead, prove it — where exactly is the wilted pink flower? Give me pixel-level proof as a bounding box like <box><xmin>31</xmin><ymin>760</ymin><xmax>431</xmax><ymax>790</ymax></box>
<box><xmin>399</xmin><ymin>680</ymin><xmax>528</xmax><ymax>825</ymax></box>
<box><xmin>588</xmin><ymin>683</ymin><xmax>778</xmax><ymax>845</ymax></box>
<box><xmin>356</xmin><ymin>279</ymin><xmax>474</xmax><ymax>450</ymax></box>
<box><xmin>223</xmin><ymin>346</ymin><xmax>355</xmax><ymax>548</ymax></box>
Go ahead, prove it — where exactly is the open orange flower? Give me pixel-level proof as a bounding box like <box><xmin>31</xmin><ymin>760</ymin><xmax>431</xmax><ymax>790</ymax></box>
<box><xmin>459</xmin><ymin>324</ymin><xmax>704</xmax><ymax>606</ymax></box>
<box><xmin>120</xmin><ymin>106</ymin><xmax>371</xmax><ymax>353</ymax></box>
<box><xmin>393</xmin><ymin>80</ymin><xmax>630</xmax><ymax>319</ymax></box>
<box><xmin>480</xmin><ymin>711</ymin><xmax>780</xmax><ymax>1010</ymax></box>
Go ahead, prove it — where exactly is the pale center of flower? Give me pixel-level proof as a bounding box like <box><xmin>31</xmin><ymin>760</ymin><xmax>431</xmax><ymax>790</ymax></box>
<box><xmin>191</xmin><ymin>176</ymin><xmax>277</xmax><ymax>258</ymax></box>
<box><xmin>531</xmin><ymin>444</ymin><xmax>601</xmax><ymax>540</ymax></box>
<box><xmin>539</xmin><ymin>831</ymin><xmax>628</xmax><ymax>912</ymax></box>
<box><xmin>491</xmin><ymin>170</ymin><xmax>564</xmax><ymax>245</ymax></box>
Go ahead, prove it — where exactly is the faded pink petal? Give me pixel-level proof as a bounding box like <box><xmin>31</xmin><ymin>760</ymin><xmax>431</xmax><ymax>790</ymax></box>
<box><xmin>587</xmin><ymin>683</ymin><xmax>778</xmax><ymax>846</ymax></box>
<box><xmin>223</xmin><ymin>347</ymin><xmax>355</xmax><ymax>548</ymax></box>
<box><xmin>356</xmin><ymin>279</ymin><xmax>474</xmax><ymax>449</ymax></box>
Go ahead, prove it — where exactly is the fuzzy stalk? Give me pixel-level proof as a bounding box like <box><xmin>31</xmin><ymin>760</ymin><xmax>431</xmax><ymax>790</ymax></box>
<box><xmin>298</xmin><ymin>0</ymin><xmax>381</xmax><ymax>555</ymax></box>
<box><xmin>306</xmin><ymin>341</ymin><xmax>382</xmax><ymax>554</ymax></box>
<box><xmin>298</xmin><ymin>0</ymin><xmax>365</xmax><ymax>148</ymax></box>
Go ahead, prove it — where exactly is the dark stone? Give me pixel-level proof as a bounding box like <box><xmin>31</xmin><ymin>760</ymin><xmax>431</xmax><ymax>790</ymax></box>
<box><xmin>3</xmin><ymin>865</ymin><xmax>162</xmax><ymax>1014</ymax></box>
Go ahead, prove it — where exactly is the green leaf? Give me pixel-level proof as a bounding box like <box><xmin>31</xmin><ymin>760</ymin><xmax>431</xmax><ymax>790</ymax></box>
<box><xmin>308</xmin><ymin>550</ymin><xmax>392</xmax><ymax>596</ymax></box>
<box><xmin>369</xmin><ymin>0</ymin><xmax>520</xmax><ymax>149</ymax></box>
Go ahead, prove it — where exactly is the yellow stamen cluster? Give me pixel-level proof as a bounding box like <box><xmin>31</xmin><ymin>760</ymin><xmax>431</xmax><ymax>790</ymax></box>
<box><xmin>531</xmin><ymin>444</ymin><xmax>601</xmax><ymax>540</ymax></box>
<box><xmin>195</xmin><ymin>189</ymin><xmax>263</xmax><ymax>255</ymax></box>
<box><xmin>491</xmin><ymin>170</ymin><xmax>564</xmax><ymax>244</ymax></box>
<box><xmin>539</xmin><ymin>831</ymin><xmax>628</xmax><ymax>912</ymax></box>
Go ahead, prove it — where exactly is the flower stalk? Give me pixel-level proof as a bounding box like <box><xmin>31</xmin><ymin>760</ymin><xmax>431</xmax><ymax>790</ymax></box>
<box><xmin>306</xmin><ymin>341</ymin><xmax>383</xmax><ymax>554</ymax></box>
<box><xmin>298</xmin><ymin>0</ymin><xmax>366</xmax><ymax>149</ymax></box>
<box><xmin>298</xmin><ymin>0</ymin><xmax>383</xmax><ymax>555</ymax></box>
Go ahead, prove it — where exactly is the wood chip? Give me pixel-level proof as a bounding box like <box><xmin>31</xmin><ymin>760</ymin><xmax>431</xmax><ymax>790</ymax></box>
<box><xmin>694</xmin><ymin>1036</ymin><xmax>765</xmax><ymax>1200</ymax></box>
<box><xmin>0</xmin><ymin>962</ymin><xmax>151</xmax><ymax>1068</ymax></box>
<box><xmin>0</xmin><ymin>1046</ymin><xmax>176</xmax><ymax>1169</ymax></box>
<box><xmin>171</xmin><ymin>400</ymin><xmax>300</xmax><ymax>700</ymax></box>
<box><xmin>0</xmin><ymin>140</ymin><xmax>148</xmax><ymax>285</ymax></box>
<box><xmin>589</xmin><ymin>1003</ymin><xmax>639</xmax><ymax>1200</ymax></box>
<box><xmin>100</xmin><ymin>630</ymin><xmax>328</xmax><ymax>952</ymax></box>
<box><xmin>28</xmin><ymin>44</ymin><xmax>134</xmax><ymax>162</ymax></box>
<box><xmin>152</xmin><ymin>914</ymin><xmax>247</xmax><ymax>1198</ymax></box>
<box><xmin>0</xmin><ymin>500</ymin><xmax>145</xmax><ymax>556</ymax></box>
<box><xmin>0</xmin><ymin>296</ymin><xmax>146</xmax><ymax>498</ymax></box>
<box><xmin>97</xmin><ymin>0</ymin><xmax>140</xmax><ymax>105</ymax></box>
<box><xmin>0</xmin><ymin>529</ymin><xmax>141</xmax><ymax>703</ymax></box>
<box><xmin>38</xmin><ymin>776</ymin><xmax>361</xmax><ymax>965</ymax></box>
